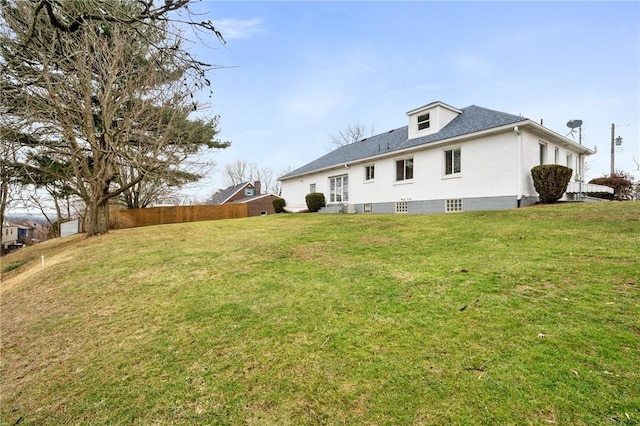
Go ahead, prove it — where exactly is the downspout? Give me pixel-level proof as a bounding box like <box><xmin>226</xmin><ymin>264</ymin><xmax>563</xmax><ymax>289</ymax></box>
<box><xmin>514</xmin><ymin>126</ymin><xmax>523</xmax><ymax>208</ymax></box>
<box><xmin>577</xmin><ymin>153</ymin><xmax>583</xmax><ymax>200</ymax></box>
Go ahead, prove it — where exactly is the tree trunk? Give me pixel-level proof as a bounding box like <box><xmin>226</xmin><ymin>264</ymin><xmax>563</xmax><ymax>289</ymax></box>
<box><xmin>0</xmin><ymin>174</ymin><xmax>7</xmax><ymax>246</ymax></box>
<box><xmin>86</xmin><ymin>199</ymin><xmax>110</xmax><ymax>236</ymax></box>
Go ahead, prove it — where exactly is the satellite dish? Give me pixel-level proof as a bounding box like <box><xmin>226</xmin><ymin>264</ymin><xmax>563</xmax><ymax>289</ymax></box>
<box><xmin>567</xmin><ymin>120</ymin><xmax>583</xmax><ymax>129</ymax></box>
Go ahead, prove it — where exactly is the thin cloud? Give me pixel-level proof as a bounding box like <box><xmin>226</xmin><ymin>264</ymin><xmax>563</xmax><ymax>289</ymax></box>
<box><xmin>213</xmin><ymin>18</ymin><xmax>265</xmax><ymax>40</ymax></box>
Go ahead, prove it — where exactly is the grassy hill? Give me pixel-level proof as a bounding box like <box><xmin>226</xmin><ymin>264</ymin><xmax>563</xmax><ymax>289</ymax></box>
<box><xmin>1</xmin><ymin>202</ymin><xmax>638</xmax><ymax>425</ymax></box>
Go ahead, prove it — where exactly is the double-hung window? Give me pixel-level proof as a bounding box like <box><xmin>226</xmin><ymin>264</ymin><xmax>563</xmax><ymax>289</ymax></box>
<box><xmin>539</xmin><ymin>143</ymin><xmax>547</xmax><ymax>165</ymax></box>
<box><xmin>444</xmin><ymin>148</ymin><xmax>461</xmax><ymax>176</ymax></box>
<box><xmin>395</xmin><ymin>158</ymin><xmax>413</xmax><ymax>181</ymax></box>
<box><xmin>365</xmin><ymin>165</ymin><xmax>375</xmax><ymax>181</ymax></box>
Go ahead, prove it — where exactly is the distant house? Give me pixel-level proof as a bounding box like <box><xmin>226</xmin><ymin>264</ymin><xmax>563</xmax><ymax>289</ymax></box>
<box><xmin>279</xmin><ymin>101</ymin><xmax>612</xmax><ymax>214</ymax></box>
<box><xmin>1</xmin><ymin>221</ymin><xmax>35</xmax><ymax>254</ymax></box>
<box><xmin>208</xmin><ymin>181</ymin><xmax>279</xmax><ymax>216</ymax></box>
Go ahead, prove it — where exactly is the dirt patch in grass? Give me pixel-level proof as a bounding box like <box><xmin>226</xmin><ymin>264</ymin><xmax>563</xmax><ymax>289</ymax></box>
<box><xmin>1</xmin><ymin>252</ymin><xmax>75</xmax><ymax>293</ymax></box>
<box><xmin>1</xmin><ymin>234</ymin><xmax>85</xmax><ymax>283</ymax></box>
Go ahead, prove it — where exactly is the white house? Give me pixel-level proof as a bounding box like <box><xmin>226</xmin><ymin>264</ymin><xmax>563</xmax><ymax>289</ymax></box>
<box><xmin>279</xmin><ymin>101</ymin><xmax>611</xmax><ymax>214</ymax></box>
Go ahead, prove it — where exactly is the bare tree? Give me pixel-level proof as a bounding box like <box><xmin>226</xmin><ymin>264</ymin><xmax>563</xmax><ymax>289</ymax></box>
<box><xmin>222</xmin><ymin>160</ymin><xmax>252</xmax><ymax>187</ymax></box>
<box><xmin>329</xmin><ymin>123</ymin><xmax>371</xmax><ymax>148</ymax></box>
<box><xmin>1</xmin><ymin>1</ymin><xmax>229</xmax><ymax>236</ymax></box>
<box><xmin>220</xmin><ymin>160</ymin><xmax>284</xmax><ymax>195</ymax></box>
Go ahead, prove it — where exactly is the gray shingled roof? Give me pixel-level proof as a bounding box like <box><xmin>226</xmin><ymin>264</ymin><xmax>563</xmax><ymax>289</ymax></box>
<box><xmin>207</xmin><ymin>182</ymin><xmax>249</xmax><ymax>205</ymax></box>
<box><xmin>280</xmin><ymin>105</ymin><xmax>526</xmax><ymax>179</ymax></box>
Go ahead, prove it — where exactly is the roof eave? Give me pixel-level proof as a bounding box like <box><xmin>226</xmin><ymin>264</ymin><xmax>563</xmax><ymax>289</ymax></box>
<box><xmin>279</xmin><ymin>123</ymin><xmax>525</xmax><ymax>181</ymax></box>
<box><xmin>520</xmin><ymin>120</ymin><xmax>595</xmax><ymax>155</ymax></box>
<box><xmin>406</xmin><ymin>101</ymin><xmax>462</xmax><ymax>116</ymax></box>
<box><xmin>279</xmin><ymin>119</ymin><xmax>594</xmax><ymax>181</ymax></box>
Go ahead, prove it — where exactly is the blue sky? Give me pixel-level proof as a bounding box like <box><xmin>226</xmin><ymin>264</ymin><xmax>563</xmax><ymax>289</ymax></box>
<box><xmin>186</xmin><ymin>1</ymin><xmax>639</xmax><ymax>198</ymax></box>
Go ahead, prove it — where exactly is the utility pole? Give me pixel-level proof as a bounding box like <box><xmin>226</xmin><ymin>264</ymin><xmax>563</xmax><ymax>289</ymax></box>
<box><xmin>611</xmin><ymin>123</ymin><xmax>615</xmax><ymax>176</ymax></box>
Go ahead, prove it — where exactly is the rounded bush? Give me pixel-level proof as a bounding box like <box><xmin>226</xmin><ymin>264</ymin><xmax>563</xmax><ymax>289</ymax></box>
<box><xmin>305</xmin><ymin>192</ymin><xmax>325</xmax><ymax>212</ymax></box>
<box><xmin>272</xmin><ymin>197</ymin><xmax>286</xmax><ymax>213</ymax></box>
<box><xmin>531</xmin><ymin>165</ymin><xmax>573</xmax><ymax>203</ymax></box>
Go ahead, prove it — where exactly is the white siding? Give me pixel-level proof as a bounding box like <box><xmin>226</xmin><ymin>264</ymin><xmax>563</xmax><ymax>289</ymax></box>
<box><xmin>280</xmin><ymin>126</ymin><xmax>590</xmax><ymax>210</ymax></box>
<box><xmin>282</xmin><ymin>132</ymin><xmax>521</xmax><ymax>207</ymax></box>
<box><xmin>407</xmin><ymin>104</ymin><xmax>461</xmax><ymax>139</ymax></box>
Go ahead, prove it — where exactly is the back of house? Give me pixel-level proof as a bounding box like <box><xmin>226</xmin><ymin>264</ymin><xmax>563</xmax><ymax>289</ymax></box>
<box><xmin>279</xmin><ymin>101</ymin><xmax>608</xmax><ymax>214</ymax></box>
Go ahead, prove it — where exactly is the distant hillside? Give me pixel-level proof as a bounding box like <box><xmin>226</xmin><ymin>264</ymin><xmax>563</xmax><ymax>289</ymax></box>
<box><xmin>4</xmin><ymin>213</ymin><xmax>54</xmax><ymax>225</ymax></box>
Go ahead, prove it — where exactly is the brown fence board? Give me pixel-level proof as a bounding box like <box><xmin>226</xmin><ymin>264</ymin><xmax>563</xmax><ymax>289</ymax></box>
<box><xmin>111</xmin><ymin>204</ymin><xmax>249</xmax><ymax>229</ymax></box>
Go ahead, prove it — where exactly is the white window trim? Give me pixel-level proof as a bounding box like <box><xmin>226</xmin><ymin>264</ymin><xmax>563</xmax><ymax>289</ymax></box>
<box><xmin>539</xmin><ymin>141</ymin><xmax>547</xmax><ymax>165</ymax></box>
<box><xmin>364</xmin><ymin>164</ymin><xmax>375</xmax><ymax>183</ymax></box>
<box><xmin>394</xmin><ymin>157</ymin><xmax>414</xmax><ymax>184</ymax></box>
<box><xmin>417</xmin><ymin>113</ymin><xmax>430</xmax><ymax>131</ymax></box>
<box><xmin>442</xmin><ymin>146</ymin><xmax>462</xmax><ymax>179</ymax></box>
<box><xmin>329</xmin><ymin>174</ymin><xmax>349</xmax><ymax>204</ymax></box>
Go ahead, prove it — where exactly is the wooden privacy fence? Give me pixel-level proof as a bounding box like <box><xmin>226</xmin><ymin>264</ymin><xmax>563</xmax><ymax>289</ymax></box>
<box><xmin>111</xmin><ymin>204</ymin><xmax>249</xmax><ymax>229</ymax></box>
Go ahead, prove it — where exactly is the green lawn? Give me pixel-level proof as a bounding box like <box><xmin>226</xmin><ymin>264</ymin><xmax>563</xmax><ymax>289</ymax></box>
<box><xmin>1</xmin><ymin>202</ymin><xmax>639</xmax><ymax>425</ymax></box>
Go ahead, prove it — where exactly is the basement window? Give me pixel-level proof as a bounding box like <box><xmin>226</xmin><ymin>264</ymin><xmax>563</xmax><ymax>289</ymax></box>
<box><xmin>363</xmin><ymin>203</ymin><xmax>373</xmax><ymax>213</ymax></box>
<box><xmin>445</xmin><ymin>199</ymin><xmax>463</xmax><ymax>213</ymax></box>
<box><xmin>395</xmin><ymin>201</ymin><xmax>408</xmax><ymax>214</ymax></box>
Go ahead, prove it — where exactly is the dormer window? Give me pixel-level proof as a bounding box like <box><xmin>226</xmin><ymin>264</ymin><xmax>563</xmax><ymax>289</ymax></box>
<box><xmin>406</xmin><ymin>101</ymin><xmax>462</xmax><ymax>140</ymax></box>
<box><xmin>417</xmin><ymin>113</ymin><xmax>430</xmax><ymax>130</ymax></box>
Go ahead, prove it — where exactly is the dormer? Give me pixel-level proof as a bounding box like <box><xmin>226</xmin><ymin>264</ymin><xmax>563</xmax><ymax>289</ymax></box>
<box><xmin>406</xmin><ymin>101</ymin><xmax>462</xmax><ymax>139</ymax></box>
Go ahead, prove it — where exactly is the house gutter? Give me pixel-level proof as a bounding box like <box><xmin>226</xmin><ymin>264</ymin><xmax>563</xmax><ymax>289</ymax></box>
<box><xmin>280</xmin><ymin>121</ymin><xmax>530</xmax><ymax>181</ymax></box>
<box><xmin>514</xmin><ymin>126</ymin><xmax>523</xmax><ymax>207</ymax></box>
<box><xmin>279</xmin><ymin>119</ymin><xmax>593</xmax><ymax>182</ymax></box>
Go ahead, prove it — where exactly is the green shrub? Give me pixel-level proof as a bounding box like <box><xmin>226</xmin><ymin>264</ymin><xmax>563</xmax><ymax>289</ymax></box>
<box><xmin>531</xmin><ymin>165</ymin><xmax>573</xmax><ymax>203</ymax></box>
<box><xmin>305</xmin><ymin>192</ymin><xmax>325</xmax><ymax>212</ymax></box>
<box><xmin>272</xmin><ymin>197</ymin><xmax>286</xmax><ymax>213</ymax></box>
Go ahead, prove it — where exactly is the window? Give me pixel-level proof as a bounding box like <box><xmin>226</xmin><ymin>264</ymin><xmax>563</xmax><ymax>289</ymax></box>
<box><xmin>444</xmin><ymin>148</ymin><xmax>461</xmax><ymax>175</ymax></box>
<box><xmin>363</xmin><ymin>203</ymin><xmax>373</xmax><ymax>213</ymax></box>
<box><xmin>539</xmin><ymin>143</ymin><xmax>547</xmax><ymax>165</ymax></box>
<box><xmin>365</xmin><ymin>165</ymin><xmax>375</xmax><ymax>181</ymax></box>
<box><xmin>395</xmin><ymin>201</ymin><xmax>408</xmax><ymax>213</ymax></box>
<box><xmin>329</xmin><ymin>175</ymin><xmax>348</xmax><ymax>203</ymax></box>
<box><xmin>395</xmin><ymin>158</ymin><xmax>413</xmax><ymax>181</ymax></box>
<box><xmin>244</xmin><ymin>187</ymin><xmax>254</xmax><ymax>196</ymax></box>
<box><xmin>566</xmin><ymin>154</ymin><xmax>573</xmax><ymax>168</ymax></box>
<box><xmin>446</xmin><ymin>199</ymin><xmax>463</xmax><ymax>212</ymax></box>
<box><xmin>417</xmin><ymin>113</ymin><xmax>430</xmax><ymax>130</ymax></box>
<box><xmin>310</xmin><ymin>183</ymin><xmax>316</xmax><ymax>193</ymax></box>
<box><xmin>554</xmin><ymin>147</ymin><xmax>560</xmax><ymax>164</ymax></box>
